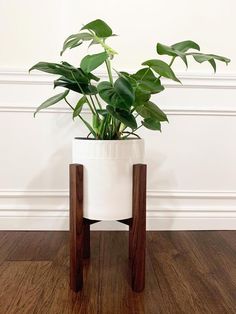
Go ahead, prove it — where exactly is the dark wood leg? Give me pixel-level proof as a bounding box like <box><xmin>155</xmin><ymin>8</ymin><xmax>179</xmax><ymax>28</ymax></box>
<box><xmin>70</xmin><ymin>164</ymin><xmax>84</xmax><ymax>292</ymax></box>
<box><xmin>129</xmin><ymin>164</ymin><xmax>147</xmax><ymax>292</ymax></box>
<box><xmin>69</xmin><ymin>163</ymin><xmax>146</xmax><ymax>292</ymax></box>
<box><xmin>83</xmin><ymin>222</ymin><xmax>90</xmax><ymax>259</ymax></box>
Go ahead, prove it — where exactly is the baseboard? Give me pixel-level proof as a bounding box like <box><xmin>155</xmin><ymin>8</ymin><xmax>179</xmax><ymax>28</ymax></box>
<box><xmin>0</xmin><ymin>211</ymin><xmax>235</xmax><ymax>231</ymax></box>
<box><xmin>1</xmin><ymin>69</ymin><xmax>236</xmax><ymax>89</ymax></box>
<box><xmin>0</xmin><ymin>189</ymin><xmax>236</xmax><ymax>230</ymax></box>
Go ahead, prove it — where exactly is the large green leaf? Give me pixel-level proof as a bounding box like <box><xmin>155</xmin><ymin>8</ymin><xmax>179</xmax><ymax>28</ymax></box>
<box><xmin>73</xmin><ymin>96</ymin><xmax>87</xmax><ymax>119</ymax></box>
<box><xmin>80</xmin><ymin>52</ymin><xmax>108</xmax><ymax>73</ymax></box>
<box><xmin>29</xmin><ymin>62</ymin><xmax>89</xmax><ymax>84</ymax></box>
<box><xmin>54</xmin><ymin>76</ymin><xmax>97</xmax><ymax>95</ymax></box>
<box><xmin>106</xmin><ymin>105</ymin><xmax>137</xmax><ymax>130</ymax></box>
<box><xmin>61</xmin><ymin>62</ymin><xmax>100</xmax><ymax>81</ymax></box>
<box><xmin>29</xmin><ymin>62</ymin><xmax>68</xmax><ymax>75</ymax></box>
<box><xmin>131</xmin><ymin>68</ymin><xmax>165</xmax><ymax>94</ymax></box>
<box><xmin>81</xmin><ymin>19</ymin><xmax>112</xmax><ymax>38</ymax></box>
<box><xmin>97</xmin><ymin>77</ymin><xmax>134</xmax><ymax>110</ymax></box>
<box><xmin>132</xmin><ymin>68</ymin><xmax>157</xmax><ymax>81</ymax></box>
<box><xmin>189</xmin><ymin>53</ymin><xmax>230</xmax><ymax>71</ymax></box>
<box><xmin>60</xmin><ymin>32</ymin><xmax>93</xmax><ymax>55</ymax></box>
<box><xmin>156</xmin><ymin>43</ymin><xmax>188</xmax><ymax>66</ymax></box>
<box><xmin>171</xmin><ymin>40</ymin><xmax>200</xmax><ymax>52</ymax></box>
<box><xmin>136</xmin><ymin>101</ymin><xmax>168</xmax><ymax>122</ymax></box>
<box><xmin>156</xmin><ymin>41</ymin><xmax>201</xmax><ymax>67</ymax></box>
<box><xmin>142</xmin><ymin>59</ymin><xmax>181</xmax><ymax>82</ymax></box>
<box><xmin>134</xmin><ymin>89</ymin><xmax>151</xmax><ymax>107</ymax></box>
<box><xmin>34</xmin><ymin>90</ymin><xmax>69</xmax><ymax>117</ymax></box>
<box><xmin>138</xmin><ymin>80</ymin><xmax>164</xmax><ymax>94</ymax></box>
<box><xmin>142</xmin><ymin>118</ymin><xmax>161</xmax><ymax>130</ymax></box>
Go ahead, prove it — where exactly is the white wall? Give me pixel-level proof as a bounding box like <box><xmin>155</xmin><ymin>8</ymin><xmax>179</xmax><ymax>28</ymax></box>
<box><xmin>0</xmin><ymin>0</ymin><xmax>236</xmax><ymax>230</ymax></box>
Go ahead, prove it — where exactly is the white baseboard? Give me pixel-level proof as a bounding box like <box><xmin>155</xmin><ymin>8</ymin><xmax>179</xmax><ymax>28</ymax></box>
<box><xmin>0</xmin><ymin>189</ymin><xmax>236</xmax><ymax>230</ymax></box>
<box><xmin>1</xmin><ymin>216</ymin><xmax>236</xmax><ymax>231</ymax></box>
<box><xmin>0</xmin><ymin>210</ymin><xmax>235</xmax><ymax>231</ymax></box>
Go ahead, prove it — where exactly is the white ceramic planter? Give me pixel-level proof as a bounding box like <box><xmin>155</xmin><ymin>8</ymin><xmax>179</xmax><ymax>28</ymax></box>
<box><xmin>72</xmin><ymin>138</ymin><xmax>144</xmax><ymax>220</ymax></box>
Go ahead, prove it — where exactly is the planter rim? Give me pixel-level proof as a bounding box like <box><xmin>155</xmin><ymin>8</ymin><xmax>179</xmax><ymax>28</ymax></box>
<box><xmin>74</xmin><ymin>137</ymin><xmax>143</xmax><ymax>142</ymax></box>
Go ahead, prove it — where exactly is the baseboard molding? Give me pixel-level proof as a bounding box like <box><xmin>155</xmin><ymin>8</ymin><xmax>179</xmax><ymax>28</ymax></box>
<box><xmin>1</xmin><ymin>105</ymin><xmax>236</xmax><ymax>116</ymax></box>
<box><xmin>0</xmin><ymin>213</ymin><xmax>235</xmax><ymax>231</ymax></box>
<box><xmin>0</xmin><ymin>189</ymin><xmax>235</xmax><ymax>230</ymax></box>
<box><xmin>1</xmin><ymin>69</ymin><xmax>236</xmax><ymax>116</ymax></box>
<box><xmin>1</xmin><ymin>69</ymin><xmax>236</xmax><ymax>89</ymax></box>
<box><xmin>1</xmin><ymin>189</ymin><xmax>236</xmax><ymax>199</ymax></box>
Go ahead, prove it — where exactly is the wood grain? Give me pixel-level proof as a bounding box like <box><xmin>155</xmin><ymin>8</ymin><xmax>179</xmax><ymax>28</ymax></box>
<box><xmin>70</xmin><ymin>164</ymin><xmax>84</xmax><ymax>292</ymax></box>
<box><xmin>0</xmin><ymin>231</ymin><xmax>235</xmax><ymax>313</ymax></box>
<box><xmin>83</xmin><ymin>222</ymin><xmax>90</xmax><ymax>259</ymax></box>
<box><xmin>129</xmin><ymin>164</ymin><xmax>147</xmax><ymax>292</ymax></box>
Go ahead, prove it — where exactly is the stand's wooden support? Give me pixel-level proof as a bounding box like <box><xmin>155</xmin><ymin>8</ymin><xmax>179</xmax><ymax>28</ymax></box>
<box><xmin>129</xmin><ymin>164</ymin><xmax>147</xmax><ymax>292</ymax></box>
<box><xmin>69</xmin><ymin>164</ymin><xmax>84</xmax><ymax>292</ymax></box>
<box><xmin>69</xmin><ymin>163</ymin><xmax>147</xmax><ymax>292</ymax></box>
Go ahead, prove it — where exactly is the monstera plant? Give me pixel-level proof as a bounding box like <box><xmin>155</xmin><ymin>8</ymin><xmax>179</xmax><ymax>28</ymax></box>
<box><xmin>30</xmin><ymin>19</ymin><xmax>230</xmax><ymax>139</ymax></box>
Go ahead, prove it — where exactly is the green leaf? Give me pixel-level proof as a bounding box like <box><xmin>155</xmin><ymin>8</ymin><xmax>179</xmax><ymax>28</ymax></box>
<box><xmin>97</xmin><ymin>77</ymin><xmax>134</xmax><ymax>110</ymax></box>
<box><xmin>81</xmin><ymin>19</ymin><xmax>112</xmax><ymax>38</ymax></box>
<box><xmin>209</xmin><ymin>59</ymin><xmax>216</xmax><ymax>72</ymax></box>
<box><xmin>171</xmin><ymin>40</ymin><xmax>200</xmax><ymax>52</ymax></box>
<box><xmin>132</xmin><ymin>68</ymin><xmax>157</xmax><ymax>81</ymax></box>
<box><xmin>79</xmin><ymin>116</ymin><xmax>96</xmax><ymax>137</ymax></box>
<box><xmin>189</xmin><ymin>53</ymin><xmax>230</xmax><ymax>72</ymax></box>
<box><xmin>29</xmin><ymin>62</ymin><xmax>89</xmax><ymax>84</ymax></box>
<box><xmin>97</xmin><ymin>109</ymin><xmax>108</xmax><ymax>117</ymax></box>
<box><xmin>142</xmin><ymin>59</ymin><xmax>181</xmax><ymax>82</ymax></box>
<box><xmin>54</xmin><ymin>77</ymin><xmax>97</xmax><ymax>95</ymax></box>
<box><xmin>106</xmin><ymin>105</ymin><xmax>137</xmax><ymax>130</ymax></box>
<box><xmin>29</xmin><ymin>62</ymin><xmax>67</xmax><ymax>75</ymax></box>
<box><xmin>156</xmin><ymin>41</ymin><xmax>200</xmax><ymax>67</ymax></box>
<box><xmin>136</xmin><ymin>101</ymin><xmax>168</xmax><ymax>122</ymax></box>
<box><xmin>80</xmin><ymin>52</ymin><xmax>108</xmax><ymax>73</ymax></box>
<box><xmin>131</xmin><ymin>68</ymin><xmax>165</xmax><ymax>94</ymax></box>
<box><xmin>142</xmin><ymin>118</ymin><xmax>161</xmax><ymax>130</ymax></box>
<box><xmin>138</xmin><ymin>80</ymin><xmax>164</xmax><ymax>94</ymax></box>
<box><xmin>92</xmin><ymin>114</ymin><xmax>101</xmax><ymax>132</ymax></box>
<box><xmin>60</xmin><ymin>32</ymin><xmax>93</xmax><ymax>55</ymax></box>
<box><xmin>98</xmin><ymin>114</ymin><xmax>110</xmax><ymax>138</ymax></box>
<box><xmin>134</xmin><ymin>89</ymin><xmax>151</xmax><ymax>107</ymax></box>
<box><xmin>87</xmin><ymin>72</ymin><xmax>100</xmax><ymax>82</ymax></box>
<box><xmin>34</xmin><ymin>90</ymin><xmax>69</xmax><ymax>117</ymax></box>
<box><xmin>73</xmin><ymin>96</ymin><xmax>87</xmax><ymax>119</ymax></box>
<box><xmin>156</xmin><ymin>43</ymin><xmax>188</xmax><ymax>67</ymax></box>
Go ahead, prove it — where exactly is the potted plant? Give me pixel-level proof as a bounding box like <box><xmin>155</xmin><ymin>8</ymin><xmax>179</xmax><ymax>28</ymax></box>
<box><xmin>30</xmin><ymin>19</ymin><xmax>230</xmax><ymax>220</ymax></box>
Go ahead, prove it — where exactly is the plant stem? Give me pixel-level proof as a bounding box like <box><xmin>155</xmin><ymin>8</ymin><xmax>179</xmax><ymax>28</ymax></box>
<box><xmin>121</xmin><ymin>124</ymin><xmax>142</xmax><ymax>139</ymax></box>
<box><xmin>89</xmin><ymin>95</ymin><xmax>98</xmax><ymax>114</ymax></box>
<box><xmin>64</xmin><ymin>97</ymin><xmax>75</xmax><ymax>111</ymax></box>
<box><xmin>105</xmin><ymin>58</ymin><xmax>114</xmax><ymax>86</ymax></box>
<box><xmin>88</xmin><ymin>30</ymin><xmax>118</xmax><ymax>56</ymax></box>
<box><xmin>78</xmin><ymin>114</ymin><xmax>94</xmax><ymax>134</ymax></box>
<box><xmin>95</xmin><ymin>94</ymin><xmax>103</xmax><ymax>109</ymax></box>
<box><xmin>70</xmin><ymin>71</ymin><xmax>96</xmax><ymax>115</ymax></box>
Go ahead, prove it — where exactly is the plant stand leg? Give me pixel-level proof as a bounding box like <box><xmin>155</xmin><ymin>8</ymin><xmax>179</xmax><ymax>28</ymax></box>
<box><xmin>129</xmin><ymin>164</ymin><xmax>147</xmax><ymax>292</ymax></box>
<box><xmin>69</xmin><ymin>164</ymin><xmax>84</xmax><ymax>292</ymax></box>
<box><xmin>83</xmin><ymin>221</ymin><xmax>90</xmax><ymax>259</ymax></box>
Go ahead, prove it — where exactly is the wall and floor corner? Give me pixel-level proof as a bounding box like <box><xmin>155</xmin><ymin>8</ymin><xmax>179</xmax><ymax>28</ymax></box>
<box><xmin>0</xmin><ymin>0</ymin><xmax>235</xmax><ymax>231</ymax></box>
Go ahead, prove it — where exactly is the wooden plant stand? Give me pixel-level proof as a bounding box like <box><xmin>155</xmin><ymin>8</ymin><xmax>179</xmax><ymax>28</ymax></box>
<box><xmin>69</xmin><ymin>163</ymin><xmax>147</xmax><ymax>292</ymax></box>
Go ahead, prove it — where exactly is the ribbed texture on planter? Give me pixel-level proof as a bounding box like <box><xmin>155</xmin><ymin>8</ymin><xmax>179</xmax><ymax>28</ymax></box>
<box><xmin>72</xmin><ymin>138</ymin><xmax>144</xmax><ymax>220</ymax></box>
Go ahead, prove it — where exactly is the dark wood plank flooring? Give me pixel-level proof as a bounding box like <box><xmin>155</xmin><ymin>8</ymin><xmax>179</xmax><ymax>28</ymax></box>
<box><xmin>0</xmin><ymin>231</ymin><xmax>235</xmax><ymax>314</ymax></box>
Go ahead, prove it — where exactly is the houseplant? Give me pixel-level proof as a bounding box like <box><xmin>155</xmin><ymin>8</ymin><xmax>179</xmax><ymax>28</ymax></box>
<box><xmin>30</xmin><ymin>19</ymin><xmax>230</xmax><ymax>220</ymax></box>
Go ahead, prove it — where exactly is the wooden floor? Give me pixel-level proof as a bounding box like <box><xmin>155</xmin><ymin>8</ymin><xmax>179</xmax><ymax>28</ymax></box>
<box><xmin>0</xmin><ymin>231</ymin><xmax>235</xmax><ymax>314</ymax></box>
